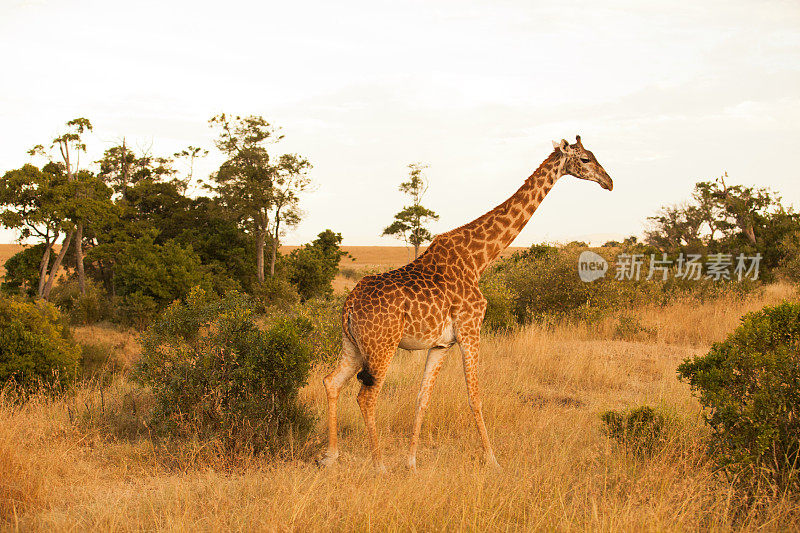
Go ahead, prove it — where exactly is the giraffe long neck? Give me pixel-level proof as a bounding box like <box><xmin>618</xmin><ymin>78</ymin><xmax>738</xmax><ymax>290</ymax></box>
<box><xmin>422</xmin><ymin>150</ymin><xmax>564</xmax><ymax>277</ymax></box>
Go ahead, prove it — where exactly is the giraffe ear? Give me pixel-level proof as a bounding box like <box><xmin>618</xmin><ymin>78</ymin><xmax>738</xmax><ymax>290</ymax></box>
<box><xmin>553</xmin><ymin>139</ymin><xmax>570</xmax><ymax>153</ymax></box>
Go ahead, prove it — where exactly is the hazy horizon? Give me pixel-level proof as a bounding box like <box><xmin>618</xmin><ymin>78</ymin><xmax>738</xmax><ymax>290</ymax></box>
<box><xmin>2</xmin><ymin>0</ymin><xmax>799</xmax><ymax>246</ymax></box>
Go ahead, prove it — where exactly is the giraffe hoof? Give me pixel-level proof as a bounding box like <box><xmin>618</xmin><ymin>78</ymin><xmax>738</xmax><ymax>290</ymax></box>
<box><xmin>315</xmin><ymin>451</ymin><xmax>339</xmax><ymax>468</ymax></box>
<box><xmin>406</xmin><ymin>456</ymin><xmax>417</xmax><ymax>472</ymax></box>
<box><xmin>486</xmin><ymin>456</ymin><xmax>502</xmax><ymax>471</ymax></box>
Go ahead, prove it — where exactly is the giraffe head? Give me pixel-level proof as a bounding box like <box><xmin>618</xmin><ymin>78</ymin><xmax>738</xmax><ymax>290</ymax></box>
<box><xmin>552</xmin><ymin>135</ymin><xmax>613</xmax><ymax>191</ymax></box>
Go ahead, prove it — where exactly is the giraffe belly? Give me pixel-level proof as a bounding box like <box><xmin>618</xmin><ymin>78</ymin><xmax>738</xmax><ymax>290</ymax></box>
<box><xmin>398</xmin><ymin>317</ymin><xmax>456</xmax><ymax>350</ymax></box>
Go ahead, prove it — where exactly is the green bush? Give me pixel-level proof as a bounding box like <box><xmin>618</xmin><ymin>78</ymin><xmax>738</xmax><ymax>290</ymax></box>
<box><xmin>677</xmin><ymin>302</ymin><xmax>800</xmax><ymax>491</ymax></box>
<box><xmin>601</xmin><ymin>405</ymin><xmax>668</xmax><ymax>456</ymax></box>
<box><xmin>251</xmin><ymin>275</ymin><xmax>300</xmax><ymax>312</ymax></box>
<box><xmin>113</xmin><ymin>235</ymin><xmax>206</xmax><ymax>326</ymax></box>
<box><xmin>1</xmin><ymin>244</ymin><xmax>45</xmax><ymax>297</ymax></box>
<box><xmin>115</xmin><ymin>291</ymin><xmax>159</xmax><ymax>329</ymax></box>
<box><xmin>479</xmin><ymin>275</ymin><xmax>517</xmax><ymax>332</ymax></box>
<box><xmin>258</xmin><ymin>295</ymin><xmax>343</xmax><ymax>366</ymax></box>
<box><xmin>134</xmin><ymin>287</ymin><xmax>314</xmax><ymax>452</ymax></box>
<box><xmin>286</xmin><ymin>297</ymin><xmax>343</xmax><ymax>365</ymax></box>
<box><xmin>285</xmin><ymin>230</ymin><xmax>346</xmax><ymax>301</ymax></box>
<box><xmin>484</xmin><ymin>247</ymin><xmax>621</xmax><ymax>324</ymax></box>
<box><xmin>49</xmin><ymin>279</ymin><xmax>111</xmax><ymax>325</ymax></box>
<box><xmin>0</xmin><ymin>295</ymin><xmax>80</xmax><ymax>391</ymax></box>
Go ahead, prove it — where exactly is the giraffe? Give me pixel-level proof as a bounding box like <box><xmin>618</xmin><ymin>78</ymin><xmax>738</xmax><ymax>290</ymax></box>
<box><xmin>319</xmin><ymin>136</ymin><xmax>613</xmax><ymax>472</ymax></box>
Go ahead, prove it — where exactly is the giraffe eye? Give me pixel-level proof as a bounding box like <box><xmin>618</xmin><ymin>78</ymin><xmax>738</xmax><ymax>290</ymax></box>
<box><xmin>580</xmin><ymin>158</ymin><xmax>590</xmax><ymax>163</ymax></box>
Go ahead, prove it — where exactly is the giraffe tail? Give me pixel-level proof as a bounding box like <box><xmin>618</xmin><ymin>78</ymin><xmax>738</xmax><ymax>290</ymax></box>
<box><xmin>344</xmin><ymin>307</ymin><xmax>376</xmax><ymax>387</ymax></box>
<box><xmin>356</xmin><ymin>367</ymin><xmax>375</xmax><ymax>386</ymax></box>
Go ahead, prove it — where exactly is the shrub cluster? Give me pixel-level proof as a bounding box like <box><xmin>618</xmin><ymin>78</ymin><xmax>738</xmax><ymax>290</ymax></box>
<box><xmin>0</xmin><ymin>295</ymin><xmax>80</xmax><ymax>391</ymax></box>
<box><xmin>134</xmin><ymin>288</ymin><xmax>314</xmax><ymax>451</ymax></box>
<box><xmin>479</xmin><ymin>275</ymin><xmax>516</xmax><ymax>332</ymax></box>
<box><xmin>49</xmin><ymin>279</ymin><xmax>111</xmax><ymax>325</ymax></box>
<box><xmin>0</xmin><ymin>243</ymin><xmax>45</xmax><ymax>297</ymax></box>
<box><xmin>480</xmin><ymin>245</ymin><xmax>761</xmax><ymax>329</ymax></box>
<box><xmin>678</xmin><ymin>302</ymin><xmax>800</xmax><ymax>491</ymax></box>
<box><xmin>112</xmin><ymin>235</ymin><xmax>207</xmax><ymax>327</ymax></box>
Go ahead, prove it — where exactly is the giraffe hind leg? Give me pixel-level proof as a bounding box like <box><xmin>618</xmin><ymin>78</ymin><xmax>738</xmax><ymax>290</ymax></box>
<box><xmin>318</xmin><ymin>336</ymin><xmax>360</xmax><ymax>467</ymax></box>
<box><xmin>407</xmin><ymin>346</ymin><xmax>449</xmax><ymax>471</ymax></box>
<box><xmin>356</xmin><ymin>345</ymin><xmax>397</xmax><ymax>474</ymax></box>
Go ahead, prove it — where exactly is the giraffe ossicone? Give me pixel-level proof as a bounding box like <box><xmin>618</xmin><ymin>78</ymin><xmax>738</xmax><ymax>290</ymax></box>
<box><xmin>319</xmin><ymin>136</ymin><xmax>614</xmax><ymax>472</ymax></box>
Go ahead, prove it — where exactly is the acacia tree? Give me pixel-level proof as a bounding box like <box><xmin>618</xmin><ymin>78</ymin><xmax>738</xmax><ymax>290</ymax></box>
<box><xmin>645</xmin><ymin>175</ymin><xmax>800</xmax><ymax>276</ymax></box>
<box><xmin>29</xmin><ymin>118</ymin><xmax>94</xmax><ymax>294</ymax></box>
<box><xmin>269</xmin><ymin>153</ymin><xmax>312</xmax><ymax>276</ymax></box>
<box><xmin>98</xmin><ymin>140</ymin><xmax>179</xmax><ymax>194</ymax></box>
<box><xmin>174</xmin><ymin>145</ymin><xmax>209</xmax><ymax>194</ymax></box>
<box><xmin>208</xmin><ymin>114</ymin><xmax>311</xmax><ymax>282</ymax></box>
<box><xmin>0</xmin><ymin>164</ymin><xmax>71</xmax><ymax>299</ymax></box>
<box><xmin>382</xmin><ymin>163</ymin><xmax>439</xmax><ymax>259</ymax></box>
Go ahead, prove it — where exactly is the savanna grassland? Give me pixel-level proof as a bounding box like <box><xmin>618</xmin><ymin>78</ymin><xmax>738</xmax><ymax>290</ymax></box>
<box><xmin>2</xmin><ymin>279</ymin><xmax>799</xmax><ymax>531</ymax></box>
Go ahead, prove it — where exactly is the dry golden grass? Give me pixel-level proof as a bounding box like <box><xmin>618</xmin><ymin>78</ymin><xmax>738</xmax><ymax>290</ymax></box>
<box><xmin>71</xmin><ymin>323</ymin><xmax>142</xmax><ymax>371</ymax></box>
<box><xmin>2</xmin><ymin>285</ymin><xmax>799</xmax><ymax>531</ymax></box>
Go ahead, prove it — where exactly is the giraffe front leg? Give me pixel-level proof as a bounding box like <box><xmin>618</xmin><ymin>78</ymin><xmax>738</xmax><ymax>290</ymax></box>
<box><xmin>407</xmin><ymin>346</ymin><xmax>450</xmax><ymax>471</ymax></box>
<box><xmin>458</xmin><ymin>328</ymin><xmax>501</xmax><ymax>470</ymax></box>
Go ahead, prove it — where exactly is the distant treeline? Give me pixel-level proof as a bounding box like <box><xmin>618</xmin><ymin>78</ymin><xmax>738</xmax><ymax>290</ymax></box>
<box><xmin>0</xmin><ymin>115</ymin><xmax>345</xmax><ymax>325</ymax></box>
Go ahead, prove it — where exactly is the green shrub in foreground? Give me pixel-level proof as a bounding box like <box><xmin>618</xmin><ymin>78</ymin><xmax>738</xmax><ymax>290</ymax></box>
<box><xmin>134</xmin><ymin>287</ymin><xmax>314</xmax><ymax>452</ymax></box>
<box><xmin>49</xmin><ymin>279</ymin><xmax>111</xmax><ymax>325</ymax></box>
<box><xmin>678</xmin><ymin>301</ymin><xmax>800</xmax><ymax>491</ymax></box>
<box><xmin>0</xmin><ymin>295</ymin><xmax>80</xmax><ymax>391</ymax></box>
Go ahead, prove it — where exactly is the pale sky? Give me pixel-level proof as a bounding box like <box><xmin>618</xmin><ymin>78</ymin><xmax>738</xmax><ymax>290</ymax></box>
<box><xmin>1</xmin><ymin>0</ymin><xmax>799</xmax><ymax>246</ymax></box>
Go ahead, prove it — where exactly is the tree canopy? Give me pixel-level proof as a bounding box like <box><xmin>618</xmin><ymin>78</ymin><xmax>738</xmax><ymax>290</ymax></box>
<box><xmin>382</xmin><ymin>163</ymin><xmax>439</xmax><ymax>259</ymax></box>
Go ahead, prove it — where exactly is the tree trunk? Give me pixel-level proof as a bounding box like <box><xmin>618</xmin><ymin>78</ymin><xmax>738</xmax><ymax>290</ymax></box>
<box><xmin>37</xmin><ymin>235</ymin><xmax>54</xmax><ymax>299</ymax></box>
<box><xmin>269</xmin><ymin>215</ymin><xmax>280</xmax><ymax>277</ymax></box>
<box><xmin>121</xmin><ymin>137</ymin><xmax>129</xmax><ymax>193</ymax></box>
<box><xmin>413</xmin><ymin>243</ymin><xmax>419</xmax><ymax>259</ymax></box>
<box><xmin>256</xmin><ymin>234</ymin><xmax>265</xmax><ymax>283</ymax></box>
<box><xmin>75</xmin><ymin>221</ymin><xmax>86</xmax><ymax>294</ymax></box>
<box><xmin>741</xmin><ymin>223</ymin><xmax>756</xmax><ymax>245</ymax></box>
<box><xmin>43</xmin><ymin>229</ymin><xmax>74</xmax><ymax>300</ymax></box>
